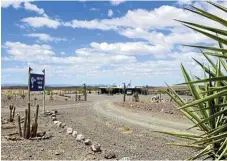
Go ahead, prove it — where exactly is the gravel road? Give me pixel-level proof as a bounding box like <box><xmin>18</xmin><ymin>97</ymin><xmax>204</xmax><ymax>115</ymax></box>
<box><xmin>1</xmin><ymin>94</ymin><xmax>197</xmax><ymax>160</ymax></box>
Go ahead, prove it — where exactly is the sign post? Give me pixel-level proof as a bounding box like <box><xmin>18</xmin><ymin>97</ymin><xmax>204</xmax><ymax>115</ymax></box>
<box><xmin>84</xmin><ymin>83</ymin><xmax>87</xmax><ymax>101</ymax></box>
<box><xmin>29</xmin><ymin>69</ymin><xmax>45</xmax><ymax>113</ymax></box>
<box><xmin>42</xmin><ymin>69</ymin><xmax>45</xmax><ymax>114</ymax></box>
<box><xmin>123</xmin><ymin>83</ymin><xmax>126</xmax><ymax>102</ymax></box>
<box><xmin>27</xmin><ymin>67</ymin><xmax>32</xmax><ymax>138</ymax></box>
<box><xmin>28</xmin><ymin>67</ymin><xmax>32</xmax><ymax>103</ymax></box>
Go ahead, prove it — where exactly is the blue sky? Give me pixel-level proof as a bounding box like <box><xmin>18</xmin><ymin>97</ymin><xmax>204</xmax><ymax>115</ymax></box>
<box><xmin>1</xmin><ymin>0</ymin><xmax>226</xmax><ymax>86</ymax></box>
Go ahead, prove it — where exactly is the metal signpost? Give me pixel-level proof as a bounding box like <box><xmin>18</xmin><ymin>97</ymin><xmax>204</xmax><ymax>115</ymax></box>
<box><xmin>42</xmin><ymin>69</ymin><xmax>45</xmax><ymax>113</ymax></box>
<box><xmin>123</xmin><ymin>83</ymin><xmax>126</xmax><ymax>102</ymax></box>
<box><xmin>28</xmin><ymin>67</ymin><xmax>46</xmax><ymax>114</ymax></box>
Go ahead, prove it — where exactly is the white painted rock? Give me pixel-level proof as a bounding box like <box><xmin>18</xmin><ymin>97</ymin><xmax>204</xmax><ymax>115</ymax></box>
<box><xmin>84</xmin><ymin>139</ymin><xmax>92</xmax><ymax>145</ymax></box>
<box><xmin>54</xmin><ymin>121</ymin><xmax>59</xmax><ymax>125</ymax></box>
<box><xmin>52</xmin><ymin>117</ymin><xmax>57</xmax><ymax>121</ymax></box>
<box><xmin>119</xmin><ymin>157</ymin><xmax>130</xmax><ymax>161</ymax></box>
<box><xmin>76</xmin><ymin>134</ymin><xmax>85</xmax><ymax>141</ymax></box>
<box><xmin>66</xmin><ymin>128</ymin><xmax>73</xmax><ymax>134</ymax></box>
<box><xmin>91</xmin><ymin>144</ymin><xmax>101</xmax><ymax>152</ymax></box>
<box><xmin>72</xmin><ymin>131</ymin><xmax>78</xmax><ymax>137</ymax></box>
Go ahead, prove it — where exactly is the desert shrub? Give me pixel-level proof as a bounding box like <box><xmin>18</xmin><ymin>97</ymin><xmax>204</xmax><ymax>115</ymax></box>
<box><xmin>50</xmin><ymin>91</ymin><xmax>53</xmax><ymax>101</ymax></box>
<box><xmin>20</xmin><ymin>94</ymin><xmax>25</xmax><ymax>100</ymax></box>
<box><xmin>133</xmin><ymin>92</ymin><xmax>140</xmax><ymax>102</ymax></box>
<box><xmin>7</xmin><ymin>95</ymin><xmax>13</xmax><ymax>101</ymax></box>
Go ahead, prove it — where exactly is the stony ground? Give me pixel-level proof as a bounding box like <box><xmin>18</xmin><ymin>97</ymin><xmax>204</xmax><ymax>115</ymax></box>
<box><xmin>1</xmin><ymin>94</ymin><xmax>197</xmax><ymax>160</ymax></box>
<box><xmin>1</xmin><ymin>93</ymin><xmax>76</xmax><ymax>109</ymax></box>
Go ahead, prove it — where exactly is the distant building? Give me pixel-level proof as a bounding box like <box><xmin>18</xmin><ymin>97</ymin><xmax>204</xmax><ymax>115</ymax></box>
<box><xmin>98</xmin><ymin>86</ymin><xmax>146</xmax><ymax>95</ymax></box>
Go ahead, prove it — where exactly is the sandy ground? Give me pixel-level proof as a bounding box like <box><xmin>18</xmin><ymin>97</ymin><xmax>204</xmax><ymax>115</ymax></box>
<box><xmin>1</xmin><ymin>94</ymin><xmax>197</xmax><ymax>160</ymax></box>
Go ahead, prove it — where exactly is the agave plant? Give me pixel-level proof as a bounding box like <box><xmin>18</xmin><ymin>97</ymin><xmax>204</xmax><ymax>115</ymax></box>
<box><xmin>154</xmin><ymin>2</ymin><xmax>227</xmax><ymax>160</ymax></box>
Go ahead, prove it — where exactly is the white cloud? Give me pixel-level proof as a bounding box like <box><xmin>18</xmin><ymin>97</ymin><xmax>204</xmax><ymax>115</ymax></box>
<box><xmin>64</xmin><ymin>6</ymin><xmax>195</xmax><ymax>31</ymax></box>
<box><xmin>21</xmin><ymin>17</ymin><xmax>61</xmax><ymax>28</ymax></box>
<box><xmin>87</xmin><ymin>42</ymin><xmax>169</xmax><ymax>55</ymax></box>
<box><xmin>1</xmin><ymin>0</ymin><xmax>30</xmax><ymax>8</ymax></box>
<box><xmin>2</xmin><ymin>40</ymin><xmax>212</xmax><ymax>85</ymax></box>
<box><xmin>60</xmin><ymin>1</ymin><xmax>226</xmax><ymax>56</ymax></box>
<box><xmin>110</xmin><ymin>0</ymin><xmax>125</xmax><ymax>6</ymax></box>
<box><xmin>2</xmin><ymin>1</ymin><xmax>46</xmax><ymax>16</ymax></box>
<box><xmin>64</xmin><ymin>1</ymin><xmax>227</xmax><ymax>32</ymax></box>
<box><xmin>108</xmin><ymin>9</ymin><xmax>113</xmax><ymax>17</ymax></box>
<box><xmin>119</xmin><ymin>28</ymin><xmax>215</xmax><ymax>47</ymax></box>
<box><xmin>3</xmin><ymin>41</ymin><xmax>55</xmax><ymax>62</ymax></box>
<box><xmin>63</xmin><ymin>19</ymin><xmax>116</xmax><ymax>30</ymax></box>
<box><xmin>20</xmin><ymin>1</ymin><xmax>227</xmax><ymax>34</ymax></box>
<box><xmin>2</xmin><ymin>41</ymin><xmax>137</xmax><ymax>65</ymax></box>
<box><xmin>24</xmin><ymin>33</ymin><xmax>66</xmax><ymax>42</ymax></box>
<box><xmin>24</xmin><ymin>2</ymin><xmax>44</xmax><ymax>15</ymax></box>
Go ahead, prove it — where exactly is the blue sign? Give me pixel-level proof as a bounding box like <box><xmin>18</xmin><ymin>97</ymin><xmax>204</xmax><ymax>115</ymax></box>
<box><xmin>30</xmin><ymin>73</ymin><xmax>45</xmax><ymax>91</ymax></box>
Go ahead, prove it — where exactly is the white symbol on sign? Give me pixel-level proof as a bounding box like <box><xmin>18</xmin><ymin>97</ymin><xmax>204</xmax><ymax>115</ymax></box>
<box><xmin>31</xmin><ymin>77</ymin><xmax>36</xmax><ymax>88</ymax></box>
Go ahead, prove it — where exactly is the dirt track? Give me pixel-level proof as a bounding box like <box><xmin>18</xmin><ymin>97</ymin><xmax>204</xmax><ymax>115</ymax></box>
<box><xmin>94</xmin><ymin>100</ymin><xmax>197</xmax><ymax>132</ymax></box>
<box><xmin>1</xmin><ymin>94</ymin><xmax>197</xmax><ymax>160</ymax></box>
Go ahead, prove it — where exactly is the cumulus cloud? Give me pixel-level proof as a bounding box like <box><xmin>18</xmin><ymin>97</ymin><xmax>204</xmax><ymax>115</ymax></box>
<box><xmin>63</xmin><ymin>6</ymin><xmax>197</xmax><ymax>31</ymax></box>
<box><xmin>20</xmin><ymin>1</ymin><xmax>227</xmax><ymax>32</ymax></box>
<box><xmin>87</xmin><ymin>42</ymin><xmax>169</xmax><ymax>55</ymax></box>
<box><xmin>3</xmin><ymin>41</ymin><xmax>55</xmax><ymax>62</ymax></box>
<box><xmin>24</xmin><ymin>33</ymin><xmax>66</xmax><ymax>42</ymax></box>
<box><xmin>2</xmin><ymin>41</ymin><xmax>137</xmax><ymax>65</ymax></box>
<box><xmin>61</xmin><ymin>1</ymin><xmax>226</xmax><ymax>52</ymax></box>
<box><xmin>21</xmin><ymin>17</ymin><xmax>61</xmax><ymax>28</ymax></box>
<box><xmin>1</xmin><ymin>0</ymin><xmax>29</xmax><ymax>8</ymax></box>
<box><xmin>24</xmin><ymin>2</ymin><xmax>44</xmax><ymax>15</ymax></box>
<box><xmin>63</xmin><ymin>19</ymin><xmax>115</xmax><ymax>30</ymax></box>
<box><xmin>2</xmin><ymin>1</ymin><xmax>47</xmax><ymax>16</ymax></box>
<box><xmin>110</xmin><ymin>0</ymin><xmax>125</xmax><ymax>6</ymax></box>
<box><xmin>2</xmin><ymin>43</ymin><xmax>209</xmax><ymax>85</ymax></box>
<box><xmin>119</xmin><ymin>28</ymin><xmax>215</xmax><ymax>47</ymax></box>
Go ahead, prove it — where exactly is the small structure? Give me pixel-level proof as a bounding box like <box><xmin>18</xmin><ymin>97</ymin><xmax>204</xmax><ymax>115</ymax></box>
<box><xmin>98</xmin><ymin>86</ymin><xmax>145</xmax><ymax>95</ymax></box>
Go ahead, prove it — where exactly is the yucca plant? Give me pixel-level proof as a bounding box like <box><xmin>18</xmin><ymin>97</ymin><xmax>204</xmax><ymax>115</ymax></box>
<box><xmin>154</xmin><ymin>2</ymin><xmax>227</xmax><ymax>160</ymax></box>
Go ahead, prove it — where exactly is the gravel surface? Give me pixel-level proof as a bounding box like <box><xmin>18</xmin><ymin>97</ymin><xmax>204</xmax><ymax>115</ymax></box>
<box><xmin>113</xmin><ymin>101</ymin><xmax>184</xmax><ymax>119</ymax></box>
<box><xmin>1</xmin><ymin>94</ymin><xmax>197</xmax><ymax>160</ymax></box>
